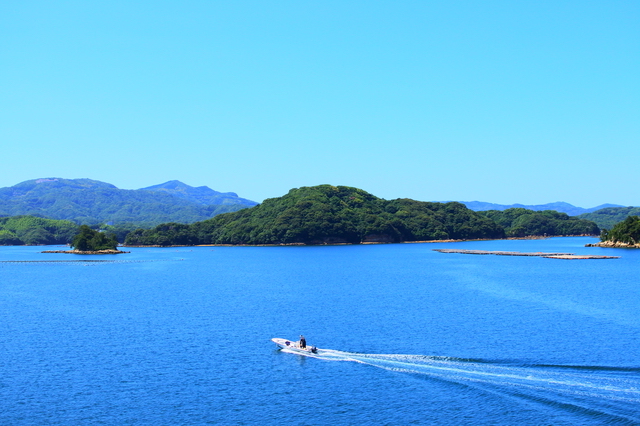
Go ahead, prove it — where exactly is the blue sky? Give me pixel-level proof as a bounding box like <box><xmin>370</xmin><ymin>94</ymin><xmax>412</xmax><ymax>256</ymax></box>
<box><xmin>2</xmin><ymin>1</ymin><xmax>638</xmax><ymax>207</ymax></box>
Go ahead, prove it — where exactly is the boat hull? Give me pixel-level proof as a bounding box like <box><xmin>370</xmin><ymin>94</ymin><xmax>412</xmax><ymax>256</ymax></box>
<box><xmin>272</xmin><ymin>338</ymin><xmax>317</xmax><ymax>353</ymax></box>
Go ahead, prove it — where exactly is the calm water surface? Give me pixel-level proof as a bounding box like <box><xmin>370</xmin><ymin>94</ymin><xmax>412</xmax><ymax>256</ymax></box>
<box><xmin>1</xmin><ymin>237</ymin><xmax>639</xmax><ymax>425</ymax></box>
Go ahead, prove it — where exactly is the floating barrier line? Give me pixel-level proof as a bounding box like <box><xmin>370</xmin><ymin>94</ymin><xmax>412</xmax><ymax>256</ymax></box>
<box><xmin>433</xmin><ymin>249</ymin><xmax>619</xmax><ymax>260</ymax></box>
<box><xmin>0</xmin><ymin>259</ymin><xmax>169</xmax><ymax>264</ymax></box>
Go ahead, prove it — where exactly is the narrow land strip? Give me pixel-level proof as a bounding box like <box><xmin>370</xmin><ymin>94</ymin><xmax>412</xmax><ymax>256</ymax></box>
<box><xmin>433</xmin><ymin>249</ymin><xmax>619</xmax><ymax>259</ymax></box>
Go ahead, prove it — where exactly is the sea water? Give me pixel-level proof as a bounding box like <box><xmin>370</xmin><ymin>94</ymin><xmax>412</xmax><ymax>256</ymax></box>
<box><xmin>1</xmin><ymin>237</ymin><xmax>639</xmax><ymax>425</ymax></box>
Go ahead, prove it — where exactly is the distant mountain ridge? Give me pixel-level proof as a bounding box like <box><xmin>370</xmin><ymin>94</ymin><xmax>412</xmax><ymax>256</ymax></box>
<box><xmin>0</xmin><ymin>178</ymin><xmax>257</xmax><ymax>226</ymax></box>
<box><xmin>141</xmin><ymin>180</ymin><xmax>256</xmax><ymax>206</ymax></box>
<box><xmin>578</xmin><ymin>206</ymin><xmax>640</xmax><ymax>230</ymax></box>
<box><xmin>461</xmin><ymin>201</ymin><xmax>625</xmax><ymax>216</ymax></box>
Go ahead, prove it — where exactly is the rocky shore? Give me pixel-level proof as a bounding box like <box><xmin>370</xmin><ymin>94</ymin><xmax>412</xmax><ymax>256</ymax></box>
<box><xmin>585</xmin><ymin>241</ymin><xmax>640</xmax><ymax>248</ymax></box>
<box><xmin>41</xmin><ymin>249</ymin><xmax>129</xmax><ymax>254</ymax></box>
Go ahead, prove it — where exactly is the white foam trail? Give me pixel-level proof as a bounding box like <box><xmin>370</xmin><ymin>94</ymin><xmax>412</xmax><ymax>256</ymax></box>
<box><xmin>284</xmin><ymin>349</ymin><xmax>640</xmax><ymax>405</ymax></box>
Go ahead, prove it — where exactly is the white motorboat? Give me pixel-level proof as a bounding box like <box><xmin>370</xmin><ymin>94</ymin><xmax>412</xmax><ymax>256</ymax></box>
<box><xmin>272</xmin><ymin>337</ymin><xmax>318</xmax><ymax>354</ymax></box>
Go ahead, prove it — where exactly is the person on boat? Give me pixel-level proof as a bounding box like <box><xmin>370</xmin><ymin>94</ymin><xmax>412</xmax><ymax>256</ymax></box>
<box><xmin>299</xmin><ymin>335</ymin><xmax>307</xmax><ymax>349</ymax></box>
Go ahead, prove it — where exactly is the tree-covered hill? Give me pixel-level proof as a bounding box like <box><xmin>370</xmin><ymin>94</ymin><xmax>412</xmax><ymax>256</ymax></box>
<box><xmin>71</xmin><ymin>225</ymin><xmax>119</xmax><ymax>251</ymax></box>
<box><xmin>478</xmin><ymin>208</ymin><xmax>600</xmax><ymax>237</ymax></box>
<box><xmin>0</xmin><ymin>178</ymin><xmax>256</xmax><ymax>227</ymax></box>
<box><xmin>125</xmin><ymin>185</ymin><xmax>506</xmax><ymax>246</ymax></box>
<box><xmin>0</xmin><ymin>215</ymin><xmax>78</xmax><ymax>245</ymax></box>
<box><xmin>599</xmin><ymin>216</ymin><xmax>640</xmax><ymax>247</ymax></box>
<box><xmin>578</xmin><ymin>206</ymin><xmax>640</xmax><ymax>230</ymax></box>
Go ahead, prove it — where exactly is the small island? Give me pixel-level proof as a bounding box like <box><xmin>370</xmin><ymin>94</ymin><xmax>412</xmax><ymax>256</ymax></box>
<box><xmin>42</xmin><ymin>225</ymin><xmax>127</xmax><ymax>254</ymax></box>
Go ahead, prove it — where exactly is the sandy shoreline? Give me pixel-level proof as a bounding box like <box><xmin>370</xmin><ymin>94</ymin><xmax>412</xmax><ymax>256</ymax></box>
<box><xmin>585</xmin><ymin>241</ymin><xmax>640</xmax><ymax>249</ymax></box>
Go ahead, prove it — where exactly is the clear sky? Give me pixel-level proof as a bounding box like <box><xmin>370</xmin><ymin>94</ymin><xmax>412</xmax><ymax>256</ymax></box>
<box><xmin>2</xmin><ymin>1</ymin><xmax>638</xmax><ymax>207</ymax></box>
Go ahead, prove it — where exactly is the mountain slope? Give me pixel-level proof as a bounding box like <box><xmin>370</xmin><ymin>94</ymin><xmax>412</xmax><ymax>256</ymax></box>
<box><xmin>578</xmin><ymin>206</ymin><xmax>640</xmax><ymax>230</ymax></box>
<box><xmin>0</xmin><ymin>215</ymin><xmax>78</xmax><ymax>245</ymax></box>
<box><xmin>141</xmin><ymin>180</ymin><xmax>257</xmax><ymax>206</ymax></box>
<box><xmin>0</xmin><ymin>178</ymin><xmax>256</xmax><ymax>226</ymax></box>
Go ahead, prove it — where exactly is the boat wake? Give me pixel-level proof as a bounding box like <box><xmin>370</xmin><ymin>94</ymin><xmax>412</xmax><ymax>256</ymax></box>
<box><xmin>280</xmin><ymin>347</ymin><xmax>640</xmax><ymax>423</ymax></box>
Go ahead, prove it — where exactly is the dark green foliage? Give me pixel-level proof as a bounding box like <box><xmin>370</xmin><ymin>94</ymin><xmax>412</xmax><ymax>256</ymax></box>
<box><xmin>93</xmin><ymin>223</ymin><xmax>144</xmax><ymax>243</ymax></box>
<box><xmin>71</xmin><ymin>225</ymin><xmax>119</xmax><ymax>251</ymax></box>
<box><xmin>0</xmin><ymin>215</ymin><xmax>78</xmax><ymax>245</ymax></box>
<box><xmin>125</xmin><ymin>223</ymin><xmax>198</xmax><ymax>246</ymax></box>
<box><xmin>126</xmin><ymin>185</ymin><xmax>506</xmax><ymax>246</ymax></box>
<box><xmin>385</xmin><ymin>199</ymin><xmax>504</xmax><ymax>241</ymax></box>
<box><xmin>0</xmin><ymin>230</ymin><xmax>22</xmax><ymax>245</ymax></box>
<box><xmin>0</xmin><ymin>178</ymin><xmax>255</xmax><ymax>227</ymax></box>
<box><xmin>600</xmin><ymin>216</ymin><xmax>640</xmax><ymax>244</ymax></box>
<box><xmin>579</xmin><ymin>207</ymin><xmax>640</xmax><ymax>230</ymax></box>
<box><xmin>479</xmin><ymin>208</ymin><xmax>600</xmax><ymax>237</ymax></box>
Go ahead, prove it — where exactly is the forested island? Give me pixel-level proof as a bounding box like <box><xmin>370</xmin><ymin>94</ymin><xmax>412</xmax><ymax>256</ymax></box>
<box><xmin>590</xmin><ymin>216</ymin><xmax>640</xmax><ymax>248</ymax></box>
<box><xmin>42</xmin><ymin>225</ymin><xmax>125</xmax><ymax>254</ymax></box>
<box><xmin>124</xmin><ymin>185</ymin><xmax>599</xmax><ymax>246</ymax></box>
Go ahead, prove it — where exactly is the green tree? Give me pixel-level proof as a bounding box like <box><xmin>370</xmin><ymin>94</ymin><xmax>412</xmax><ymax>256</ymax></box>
<box><xmin>71</xmin><ymin>225</ymin><xmax>118</xmax><ymax>251</ymax></box>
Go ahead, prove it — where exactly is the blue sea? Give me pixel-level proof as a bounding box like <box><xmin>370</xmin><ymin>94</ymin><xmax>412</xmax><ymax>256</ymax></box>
<box><xmin>1</xmin><ymin>237</ymin><xmax>639</xmax><ymax>425</ymax></box>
